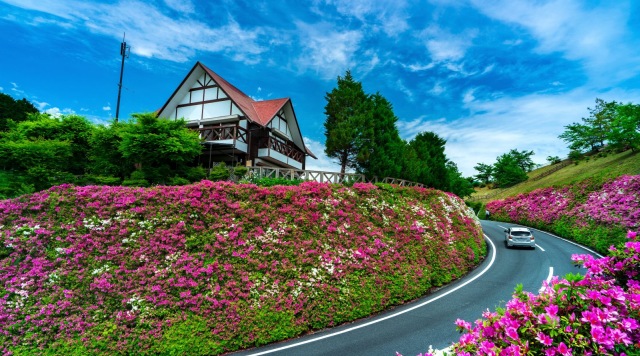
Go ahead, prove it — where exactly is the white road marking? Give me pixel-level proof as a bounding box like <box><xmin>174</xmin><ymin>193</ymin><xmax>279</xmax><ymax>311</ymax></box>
<box><xmin>246</xmin><ymin>235</ymin><xmax>498</xmax><ymax>355</ymax></box>
<box><xmin>536</xmin><ymin>244</ymin><xmax>545</xmax><ymax>252</ymax></box>
<box><xmin>529</xmin><ymin>228</ymin><xmax>603</xmax><ymax>258</ymax></box>
<box><xmin>539</xmin><ymin>267</ymin><xmax>554</xmax><ymax>293</ymax></box>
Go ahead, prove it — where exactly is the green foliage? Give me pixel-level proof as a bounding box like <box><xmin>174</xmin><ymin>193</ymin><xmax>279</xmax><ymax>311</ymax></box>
<box><xmin>87</xmin><ymin>122</ymin><xmax>130</xmax><ymax>178</ymax></box>
<box><xmin>324</xmin><ymin>70</ymin><xmax>370</xmax><ymax>174</ymax></box>
<box><xmin>559</xmin><ymin>98</ymin><xmax>629</xmax><ymax>153</ymax></box>
<box><xmin>568</xmin><ymin>149</ymin><xmax>583</xmax><ymax>162</ymax></box>
<box><xmin>547</xmin><ymin>155</ymin><xmax>562</xmax><ymax>164</ymax></box>
<box><xmin>252</xmin><ymin>177</ymin><xmax>303</xmax><ymax>187</ymax></box>
<box><xmin>446</xmin><ymin>161</ymin><xmax>474</xmax><ymax>198</ymax></box>
<box><xmin>0</xmin><ymin>93</ymin><xmax>39</xmax><ymax>132</ymax></box>
<box><xmin>149</xmin><ymin>314</ymin><xmax>224</xmax><ymax>355</ymax></box>
<box><xmin>209</xmin><ymin>162</ymin><xmax>230</xmax><ymax>181</ymax></box>
<box><xmin>233</xmin><ymin>164</ymin><xmax>248</xmax><ymax>180</ymax></box>
<box><xmin>607</xmin><ymin>102</ymin><xmax>640</xmax><ymax>152</ymax></box>
<box><xmin>25</xmin><ymin>166</ymin><xmax>75</xmax><ymax>191</ymax></box>
<box><xmin>122</xmin><ymin>170</ymin><xmax>149</xmax><ymax>187</ymax></box>
<box><xmin>76</xmin><ymin>175</ymin><xmax>122</xmax><ymax>186</ymax></box>
<box><xmin>0</xmin><ymin>138</ymin><xmax>72</xmax><ymax>171</ymax></box>
<box><xmin>493</xmin><ymin>151</ymin><xmax>528</xmax><ymax>188</ymax></box>
<box><xmin>407</xmin><ymin>131</ymin><xmax>449</xmax><ymax>190</ymax></box>
<box><xmin>169</xmin><ymin>176</ymin><xmax>190</xmax><ymax>186</ymax></box>
<box><xmin>119</xmin><ymin>113</ymin><xmax>202</xmax><ymax>184</ymax></box>
<box><xmin>356</xmin><ymin>93</ymin><xmax>405</xmax><ymax>179</ymax></box>
<box><xmin>473</xmin><ymin>162</ymin><xmax>494</xmax><ymax>185</ymax></box>
<box><xmin>185</xmin><ymin>166</ymin><xmax>207</xmax><ymax>182</ymax></box>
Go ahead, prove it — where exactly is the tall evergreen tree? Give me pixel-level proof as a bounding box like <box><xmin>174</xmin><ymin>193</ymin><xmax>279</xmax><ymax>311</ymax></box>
<box><xmin>408</xmin><ymin>131</ymin><xmax>449</xmax><ymax>190</ymax></box>
<box><xmin>324</xmin><ymin>71</ymin><xmax>369</xmax><ymax>174</ymax></box>
<box><xmin>356</xmin><ymin>93</ymin><xmax>405</xmax><ymax>179</ymax></box>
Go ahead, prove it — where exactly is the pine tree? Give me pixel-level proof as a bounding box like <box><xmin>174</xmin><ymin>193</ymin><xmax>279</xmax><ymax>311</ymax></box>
<box><xmin>324</xmin><ymin>71</ymin><xmax>369</xmax><ymax>174</ymax></box>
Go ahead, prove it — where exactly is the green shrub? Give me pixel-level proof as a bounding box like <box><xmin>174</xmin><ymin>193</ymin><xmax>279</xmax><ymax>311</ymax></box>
<box><xmin>76</xmin><ymin>175</ymin><xmax>122</xmax><ymax>186</ymax></box>
<box><xmin>210</xmin><ymin>162</ymin><xmax>230</xmax><ymax>181</ymax></box>
<box><xmin>185</xmin><ymin>166</ymin><xmax>207</xmax><ymax>182</ymax></box>
<box><xmin>122</xmin><ymin>170</ymin><xmax>149</xmax><ymax>187</ymax></box>
<box><xmin>233</xmin><ymin>165</ymin><xmax>248</xmax><ymax>180</ymax></box>
<box><xmin>169</xmin><ymin>176</ymin><xmax>190</xmax><ymax>186</ymax></box>
<box><xmin>253</xmin><ymin>177</ymin><xmax>303</xmax><ymax>187</ymax></box>
<box><xmin>568</xmin><ymin>150</ymin><xmax>583</xmax><ymax>162</ymax></box>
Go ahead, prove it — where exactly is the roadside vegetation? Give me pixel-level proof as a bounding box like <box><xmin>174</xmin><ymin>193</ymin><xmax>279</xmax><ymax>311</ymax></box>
<box><xmin>0</xmin><ymin>181</ymin><xmax>484</xmax><ymax>354</ymax></box>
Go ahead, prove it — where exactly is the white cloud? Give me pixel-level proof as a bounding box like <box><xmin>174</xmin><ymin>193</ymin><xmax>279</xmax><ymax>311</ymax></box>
<box><xmin>462</xmin><ymin>88</ymin><xmax>476</xmax><ymax>104</ymax></box>
<box><xmin>1</xmin><ymin>0</ymin><xmax>268</xmax><ymax>64</ymax></box>
<box><xmin>10</xmin><ymin>82</ymin><xmax>24</xmax><ymax>96</ymax></box>
<box><xmin>295</xmin><ymin>21</ymin><xmax>363</xmax><ymax>79</ymax></box>
<box><xmin>470</xmin><ymin>0</ymin><xmax>640</xmax><ymax>85</ymax></box>
<box><xmin>0</xmin><ymin>86</ymin><xmax>3</xmax><ymax>91</ymax></box>
<box><xmin>44</xmin><ymin>107</ymin><xmax>75</xmax><ymax>118</ymax></box>
<box><xmin>397</xmin><ymin>87</ymin><xmax>640</xmax><ymax>177</ymax></box>
<box><xmin>395</xmin><ymin>79</ymin><xmax>415</xmax><ymax>102</ymax></box>
<box><xmin>405</xmin><ymin>62</ymin><xmax>436</xmax><ymax>72</ymax></box>
<box><xmin>420</xmin><ymin>26</ymin><xmax>477</xmax><ymax>63</ymax></box>
<box><xmin>429</xmin><ymin>82</ymin><xmax>446</xmax><ymax>96</ymax></box>
<box><xmin>163</xmin><ymin>0</ymin><xmax>195</xmax><ymax>14</ymax></box>
<box><xmin>32</xmin><ymin>100</ymin><xmax>49</xmax><ymax>111</ymax></box>
<box><xmin>102</xmin><ymin>105</ymin><xmax>111</xmax><ymax>111</ymax></box>
<box><xmin>303</xmin><ymin>136</ymin><xmax>347</xmax><ymax>173</ymax></box>
<box><xmin>324</xmin><ymin>0</ymin><xmax>409</xmax><ymax>36</ymax></box>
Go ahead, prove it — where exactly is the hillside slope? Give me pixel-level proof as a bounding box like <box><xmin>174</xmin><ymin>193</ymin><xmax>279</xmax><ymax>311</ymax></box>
<box><xmin>472</xmin><ymin>149</ymin><xmax>640</xmax><ymax>203</ymax></box>
<box><xmin>0</xmin><ymin>181</ymin><xmax>484</xmax><ymax>355</ymax></box>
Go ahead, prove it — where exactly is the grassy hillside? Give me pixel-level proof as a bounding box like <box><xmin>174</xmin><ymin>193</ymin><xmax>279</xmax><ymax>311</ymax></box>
<box><xmin>471</xmin><ymin>149</ymin><xmax>640</xmax><ymax>203</ymax></box>
<box><xmin>0</xmin><ymin>181</ymin><xmax>484</xmax><ymax>355</ymax></box>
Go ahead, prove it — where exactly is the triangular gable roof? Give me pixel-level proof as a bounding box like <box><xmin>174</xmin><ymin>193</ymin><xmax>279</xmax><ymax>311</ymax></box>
<box><xmin>251</xmin><ymin>98</ymin><xmax>289</xmax><ymax>126</ymax></box>
<box><xmin>158</xmin><ymin>61</ymin><xmax>315</xmax><ymax>158</ymax></box>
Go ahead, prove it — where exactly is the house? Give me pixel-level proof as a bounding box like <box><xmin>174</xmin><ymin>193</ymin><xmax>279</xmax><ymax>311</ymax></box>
<box><xmin>157</xmin><ymin>62</ymin><xmax>316</xmax><ymax>170</ymax></box>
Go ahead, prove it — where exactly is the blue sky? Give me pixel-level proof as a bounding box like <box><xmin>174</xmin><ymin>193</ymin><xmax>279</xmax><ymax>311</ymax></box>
<box><xmin>1</xmin><ymin>0</ymin><xmax>639</xmax><ymax>177</ymax></box>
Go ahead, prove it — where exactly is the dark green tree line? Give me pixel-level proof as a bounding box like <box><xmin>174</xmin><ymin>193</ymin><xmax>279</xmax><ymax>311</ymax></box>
<box><xmin>323</xmin><ymin>70</ymin><xmax>473</xmax><ymax>197</ymax></box>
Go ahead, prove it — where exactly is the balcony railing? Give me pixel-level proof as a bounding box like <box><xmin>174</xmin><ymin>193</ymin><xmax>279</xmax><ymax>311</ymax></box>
<box><xmin>197</xmin><ymin>123</ymin><xmax>247</xmax><ymax>144</ymax></box>
<box><xmin>257</xmin><ymin>136</ymin><xmax>304</xmax><ymax>163</ymax></box>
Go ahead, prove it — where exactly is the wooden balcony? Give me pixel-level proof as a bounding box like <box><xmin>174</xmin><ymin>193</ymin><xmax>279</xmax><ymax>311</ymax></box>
<box><xmin>257</xmin><ymin>136</ymin><xmax>305</xmax><ymax>168</ymax></box>
<box><xmin>196</xmin><ymin>123</ymin><xmax>249</xmax><ymax>153</ymax></box>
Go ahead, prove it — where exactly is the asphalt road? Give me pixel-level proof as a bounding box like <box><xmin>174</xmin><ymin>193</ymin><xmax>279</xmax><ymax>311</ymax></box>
<box><xmin>230</xmin><ymin>220</ymin><xmax>602</xmax><ymax>356</ymax></box>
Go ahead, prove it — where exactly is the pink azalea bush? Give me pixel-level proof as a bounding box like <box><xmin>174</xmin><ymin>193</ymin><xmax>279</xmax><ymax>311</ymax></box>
<box><xmin>0</xmin><ymin>180</ymin><xmax>484</xmax><ymax>354</ymax></box>
<box><xmin>449</xmin><ymin>230</ymin><xmax>640</xmax><ymax>355</ymax></box>
<box><xmin>487</xmin><ymin>175</ymin><xmax>640</xmax><ymax>253</ymax></box>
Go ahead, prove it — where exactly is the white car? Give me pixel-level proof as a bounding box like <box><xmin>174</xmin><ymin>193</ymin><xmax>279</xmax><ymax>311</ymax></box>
<box><xmin>504</xmin><ymin>227</ymin><xmax>536</xmax><ymax>249</ymax></box>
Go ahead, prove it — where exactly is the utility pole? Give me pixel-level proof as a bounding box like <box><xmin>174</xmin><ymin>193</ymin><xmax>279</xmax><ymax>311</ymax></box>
<box><xmin>115</xmin><ymin>33</ymin><xmax>130</xmax><ymax>122</ymax></box>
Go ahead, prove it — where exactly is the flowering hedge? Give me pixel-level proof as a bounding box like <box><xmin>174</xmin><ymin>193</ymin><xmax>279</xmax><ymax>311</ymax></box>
<box><xmin>449</xmin><ymin>230</ymin><xmax>640</xmax><ymax>355</ymax></box>
<box><xmin>0</xmin><ymin>180</ymin><xmax>484</xmax><ymax>355</ymax></box>
<box><xmin>487</xmin><ymin>175</ymin><xmax>640</xmax><ymax>254</ymax></box>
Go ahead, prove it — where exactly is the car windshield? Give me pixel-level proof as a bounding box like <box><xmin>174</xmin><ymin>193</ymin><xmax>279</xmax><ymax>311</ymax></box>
<box><xmin>511</xmin><ymin>231</ymin><xmax>531</xmax><ymax>237</ymax></box>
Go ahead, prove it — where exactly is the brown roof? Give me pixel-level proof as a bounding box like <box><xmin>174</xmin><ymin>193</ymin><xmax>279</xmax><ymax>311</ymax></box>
<box><xmin>199</xmin><ymin>63</ymin><xmax>315</xmax><ymax>158</ymax></box>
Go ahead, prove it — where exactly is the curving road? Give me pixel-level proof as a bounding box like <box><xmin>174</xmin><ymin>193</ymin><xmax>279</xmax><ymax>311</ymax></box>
<box><xmin>230</xmin><ymin>220</ymin><xmax>602</xmax><ymax>356</ymax></box>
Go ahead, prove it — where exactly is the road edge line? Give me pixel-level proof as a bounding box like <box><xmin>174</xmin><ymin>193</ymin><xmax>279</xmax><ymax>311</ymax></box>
<box><xmin>246</xmin><ymin>234</ymin><xmax>497</xmax><ymax>355</ymax></box>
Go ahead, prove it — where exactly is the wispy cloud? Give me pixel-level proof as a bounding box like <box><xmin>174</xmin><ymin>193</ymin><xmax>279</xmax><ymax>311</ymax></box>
<box><xmin>1</xmin><ymin>0</ymin><xmax>268</xmax><ymax>64</ymax></box>
<box><xmin>323</xmin><ymin>0</ymin><xmax>409</xmax><ymax>36</ymax></box>
<box><xmin>420</xmin><ymin>25</ymin><xmax>477</xmax><ymax>63</ymax></box>
<box><xmin>399</xmin><ymin>87</ymin><xmax>640</xmax><ymax>176</ymax></box>
<box><xmin>163</xmin><ymin>0</ymin><xmax>194</xmax><ymax>14</ymax></box>
<box><xmin>294</xmin><ymin>21</ymin><xmax>363</xmax><ymax>80</ymax></box>
<box><xmin>470</xmin><ymin>0</ymin><xmax>640</xmax><ymax>85</ymax></box>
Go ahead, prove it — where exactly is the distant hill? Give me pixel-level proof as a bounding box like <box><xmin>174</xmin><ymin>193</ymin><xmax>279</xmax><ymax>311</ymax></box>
<box><xmin>471</xmin><ymin>149</ymin><xmax>640</xmax><ymax>203</ymax></box>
